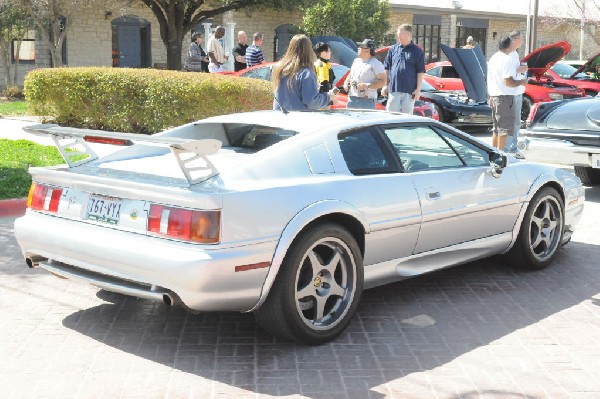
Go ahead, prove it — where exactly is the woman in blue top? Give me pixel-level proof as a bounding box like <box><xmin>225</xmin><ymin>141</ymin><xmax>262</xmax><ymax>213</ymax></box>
<box><xmin>272</xmin><ymin>34</ymin><xmax>335</xmax><ymax>111</ymax></box>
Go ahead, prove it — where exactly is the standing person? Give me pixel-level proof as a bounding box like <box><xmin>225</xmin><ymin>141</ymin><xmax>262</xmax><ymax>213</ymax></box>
<box><xmin>184</xmin><ymin>32</ymin><xmax>209</xmax><ymax>72</ymax></box>
<box><xmin>207</xmin><ymin>26</ymin><xmax>228</xmax><ymax>73</ymax></box>
<box><xmin>462</xmin><ymin>36</ymin><xmax>475</xmax><ymax>49</ymax></box>
<box><xmin>272</xmin><ymin>34</ymin><xmax>336</xmax><ymax>111</ymax></box>
<box><xmin>314</xmin><ymin>42</ymin><xmax>335</xmax><ymax>93</ymax></box>
<box><xmin>232</xmin><ymin>31</ymin><xmax>248</xmax><ymax>72</ymax></box>
<box><xmin>487</xmin><ymin>36</ymin><xmax>529</xmax><ymax>150</ymax></box>
<box><xmin>342</xmin><ymin>39</ymin><xmax>386</xmax><ymax>110</ymax></box>
<box><xmin>382</xmin><ymin>24</ymin><xmax>425</xmax><ymax>114</ymax></box>
<box><xmin>245</xmin><ymin>33</ymin><xmax>265</xmax><ymax>68</ymax></box>
<box><xmin>505</xmin><ymin>30</ymin><xmax>528</xmax><ymax>154</ymax></box>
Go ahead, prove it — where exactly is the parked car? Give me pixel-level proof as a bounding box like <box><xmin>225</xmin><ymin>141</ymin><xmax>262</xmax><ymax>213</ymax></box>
<box><xmin>223</xmin><ymin>61</ymin><xmax>439</xmax><ymax>119</ymax></box>
<box><xmin>424</xmin><ymin>41</ymin><xmax>586</xmax><ymax>121</ymax></box>
<box><xmin>548</xmin><ymin>55</ymin><xmax>600</xmax><ymax>96</ymax></box>
<box><xmin>15</xmin><ymin>110</ymin><xmax>584</xmax><ymax>344</ymax></box>
<box><xmin>519</xmin><ymin>96</ymin><xmax>600</xmax><ymax>185</ymax></box>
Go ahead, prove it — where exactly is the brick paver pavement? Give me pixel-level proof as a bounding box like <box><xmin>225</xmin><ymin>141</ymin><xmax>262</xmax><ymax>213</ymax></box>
<box><xmin>1</xmin><ymin>186</ymin><xmax>599</xmax><ymax>399</ymax></box>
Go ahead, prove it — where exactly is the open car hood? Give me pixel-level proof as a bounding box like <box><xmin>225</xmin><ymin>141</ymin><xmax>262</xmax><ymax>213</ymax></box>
<box><xmin>572</xmin><ymin>52</ymin><xmax>600</xmax><ymax>79</ymax></box>
<box><xmin>439</xmin><ymin>43</ymin><xmax>488</xmax><ymax>103</ymax></box>
<box><xmin>522</xmin><ymin>41</ymin><xmax>571</xmax><ymax>79</ymax></box>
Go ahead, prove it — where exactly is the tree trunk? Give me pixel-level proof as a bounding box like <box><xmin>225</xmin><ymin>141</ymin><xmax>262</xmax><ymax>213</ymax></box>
<box><xmin>166</xmin><ymin>36</ymin><xmax>185</xmax><ymax>70</ymax></box>
<box><xmin>13</xmin><ymin>39</ymin><xmax>21</xmax><ymax>84</ymax></box>
<box><xmin>0</xmin><ymin>39</ymin><xmax>11</xmax><ymax>86</ymax></box>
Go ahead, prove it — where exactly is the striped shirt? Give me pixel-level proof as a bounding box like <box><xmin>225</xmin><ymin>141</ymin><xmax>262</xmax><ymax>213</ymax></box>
<box><xmin>245</xmin><ymin>45</ymin><xmax>264</xmax><ymax>67</ymax></box>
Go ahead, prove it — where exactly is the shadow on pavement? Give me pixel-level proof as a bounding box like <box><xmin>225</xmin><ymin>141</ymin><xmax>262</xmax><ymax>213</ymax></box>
<box><xmin>58</xmin><ymin>240</ymin><xmax>600</xmax><ymax>399</ymax></box>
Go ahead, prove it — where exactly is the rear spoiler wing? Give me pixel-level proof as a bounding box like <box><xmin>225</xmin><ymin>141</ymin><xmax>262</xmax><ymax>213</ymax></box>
<box><xmin>24</xmin><ymin>124</ymin><xmax>222</xmax><ymax>186</ymax></box>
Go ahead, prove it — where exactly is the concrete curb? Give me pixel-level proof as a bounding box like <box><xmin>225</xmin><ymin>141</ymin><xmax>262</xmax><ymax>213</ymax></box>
<box><xmin>0</xmin><ymin>198</ymin><xmax>27</xmax><ymax>217</ymax></box>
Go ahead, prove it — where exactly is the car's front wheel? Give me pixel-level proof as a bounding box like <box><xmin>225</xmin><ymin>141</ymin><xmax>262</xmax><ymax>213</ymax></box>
<box><xmin>574</xmin><ymin>165</ymin><xmax>600</xmax><ymax>185</ymax></box>
<box><xmin>254</xmin><ymin>223</ymin><xmax>363</xmax><ymax>344</ymax></box>
<box><xmin>506</xmin><ymin>187</ymin><xmax>564</xmax><ymax>270</ymax></box>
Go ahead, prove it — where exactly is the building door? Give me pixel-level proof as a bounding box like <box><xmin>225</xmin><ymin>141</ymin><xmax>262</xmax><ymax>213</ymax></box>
<box><xmin>118</xmin><ymin>25</ymin><xmax>141</xmax><ymax>67</ymax></box>
<box><xmin>111</xmin><ymin>16</ymin><xmax>151</xmax><ymax>68</ymax></box>
<box><xmin>274</xmin><ymin>24</ymin><xmax>299</xmax><ymax>61</ymax></box>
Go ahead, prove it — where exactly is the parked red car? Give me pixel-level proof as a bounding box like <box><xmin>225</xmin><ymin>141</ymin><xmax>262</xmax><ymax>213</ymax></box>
<box><xmin>548</xmin><ymin>54</ymin><xmax>600</xmax><ymax>96</ymax></box>
<box><xmin>423</xmin><ymin>41</ymin><xmax>586</xmax><ymax>120</ymax></box>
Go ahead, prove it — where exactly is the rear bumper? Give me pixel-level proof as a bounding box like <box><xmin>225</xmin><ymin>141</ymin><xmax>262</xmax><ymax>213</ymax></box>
<box><xmin>14</xmin><ymin>211</ymin><xmax>276</xmax><ymax>312</ymax></box>
<box><xmin>518</xmin><ymin>137</ymin><xmax>600</xmax><ymax>168</ymax></box>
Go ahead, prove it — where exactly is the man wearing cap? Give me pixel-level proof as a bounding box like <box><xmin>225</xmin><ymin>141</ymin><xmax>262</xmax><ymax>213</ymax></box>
<box><xmin>463</xmin><ymin>36</ymin><xmax>475</xmax><ymax>49</ymax></box>
<box><xmin>343</xmin><ymin>39</ymin><xmax>386</xmax><ymax>109</ymax></box>
<box><xmin>382</xmin><ymin>24</ymin><xmax>425</xmax><ymax>114</ymax></box>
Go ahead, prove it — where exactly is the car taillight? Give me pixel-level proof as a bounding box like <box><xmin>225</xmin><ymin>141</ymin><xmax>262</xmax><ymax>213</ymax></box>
<box><xmin>148</xmin><ymin>204</ymin><xmax>220</xmax><ymax>244</ymax></box>
<box><xmin>27</xmin><ymin>183</ymin><xmax>63</xmax><ymax>213</ymax></box>
<box><xmin>526</xmin><ymin>103</ymin><xmax>541</xmax><ymax>127</ymax></box>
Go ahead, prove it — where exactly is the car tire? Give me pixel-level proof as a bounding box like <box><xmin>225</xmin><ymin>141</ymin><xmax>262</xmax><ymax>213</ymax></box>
<box><xmin>585</xmin><ymin>90</ymin><xmax>597</xmax><ymax>97</ymax></box>
<box><xmin>506</xmin><ymin>187</ymin><xmax>564</xmax><ymax>270</ymax></box>
<box><xmin>521</xmin><ymin>95</ymin><xmax>534</xmax><ymax>122</ymax></box>
<box><xmin>254</xmin><ymin>222</ymin><xmax>363</xmax><ymax>345</ymax></box>
<box><xmin>574</xmin><ymin>165</ymin><xmax>600</xmax><ymax>185</ymax></box>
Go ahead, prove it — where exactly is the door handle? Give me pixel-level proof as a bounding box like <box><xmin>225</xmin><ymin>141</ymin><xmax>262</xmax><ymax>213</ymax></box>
<box><xmin>427</xmin><ymin>191</ymin><xmax>441</xmax><ymax>200</ymax></box>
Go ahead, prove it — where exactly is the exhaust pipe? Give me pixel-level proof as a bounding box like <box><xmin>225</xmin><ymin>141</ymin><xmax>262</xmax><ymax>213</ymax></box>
<box><xmin>163</xmin><ymin>293</ymin><xmax>175</xmax><ymax>307</ymax></box>
<box><xmin>26</xmin><ymin>256</ymin><xmax>47</xmax><ymax>269</ymax></box>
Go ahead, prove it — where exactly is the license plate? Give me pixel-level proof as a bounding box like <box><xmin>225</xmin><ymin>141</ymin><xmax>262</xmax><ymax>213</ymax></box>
<box><xmin>592</xmin><ymin>154</ymin><xmax>600</xmax><ymax>169</ymax></box>
<box><xmin>86</xmin><ymin>194</ymin><xmax>122</xmax><ymax>225</ymax></box>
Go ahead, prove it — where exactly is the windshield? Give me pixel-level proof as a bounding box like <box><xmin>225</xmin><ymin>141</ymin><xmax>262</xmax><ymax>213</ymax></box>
<box><xmin>331</xmin><ymin>64</ymin><xmax>350</xmax><ymax>86</ymax></box>
<box><xmin>551</xmin><ymin>63</ymin><xmax>588</xmax><ymax>79</ymax></box>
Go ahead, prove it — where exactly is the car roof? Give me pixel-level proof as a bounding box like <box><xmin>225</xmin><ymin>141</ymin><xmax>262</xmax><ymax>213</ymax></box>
<box><xmin>199</xmin><ymin>110</ymin><xmax>426</xmax><ymax>133</ymax></box>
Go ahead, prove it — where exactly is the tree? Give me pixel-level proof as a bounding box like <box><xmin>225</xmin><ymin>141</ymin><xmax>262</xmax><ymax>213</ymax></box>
<box><xmin>302</xmin><ymin>0</ymin><xmax>391</xmax><ymax>46</ymax></box>
<box><xmin>141</xmin><ymin>0</ymin><xmax>315</xmax><ymax>70</ymax></box>
<box><xmin>541</xmin><ymin>0</ymin><xmax>600</xmax><ymax>52</ymax></box>
<box><xmin>0</xmin><ymin>0</ymin><xmax>31</xmax><ymax>85</ymax></box>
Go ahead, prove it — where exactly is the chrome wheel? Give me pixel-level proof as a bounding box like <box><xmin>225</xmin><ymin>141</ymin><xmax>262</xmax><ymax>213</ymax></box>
<box><xmin>254</xmin><ymin>223</ymin><xmax>363</xmax><ymax>344</ymax></box>
<box><xmin>295</xmin><ymin>237</ymin><xmax>357</xmax><ymax>330</ymax></box>
<box><xmin>528</xmin><ymin>194</ymin><xmax>563</xmax><ymax>262</ymax></box>
<box><xmin>507</xmin><ymin>187</ymin><xmax>564</xmax><ymax>270</ymax></box>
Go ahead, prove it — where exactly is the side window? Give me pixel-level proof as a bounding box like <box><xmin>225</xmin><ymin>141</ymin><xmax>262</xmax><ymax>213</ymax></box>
<box><xmin>338</xmin><ymin>128</ymin><xmax>397</xmax><ymax>175</ymax></box>
<box><xmin>435</xmin><ymin>128</ymin><xmax>490</xmax><ymax>167</ymax></box>
<box><xmin>426</xmin><ymin>66</ymin><xmax>441</xmax><ymax>77</ymax></box>
<box><xmin>382</xmin><ymin>125</ymin><xmax>463</xmax><ymax>172</ymax></box>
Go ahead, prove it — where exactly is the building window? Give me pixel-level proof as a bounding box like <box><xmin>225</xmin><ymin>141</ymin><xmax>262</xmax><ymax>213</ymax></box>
<box><xmin>414</xmin><ymin>24</ymin><xmax>441</xmax><ymax>64</ymax></box>
<box><xmin>11</xmin><ymin>28</ymin><xmax>35</xmax><ymax>64</ymax></box>
<box><xmin>456</xmin><ymin>27</ymin><xmax>487</xmax><ymax>54</ymax></box>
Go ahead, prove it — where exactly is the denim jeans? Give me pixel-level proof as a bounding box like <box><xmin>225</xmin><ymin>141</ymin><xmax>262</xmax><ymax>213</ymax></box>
<box><xmin>504</xmin><ymin>94</ymin><xmax>522</xmax><ymax>152</ymax></box>
<box><xmin>386</xmin><ymin>91</ymin><xmax>415</xmax><ymax>114</ymax></box>
<box><xmin>346</xmin><ymin>96</ymin><xmax>376</xmax><ymax>110</ymax></box>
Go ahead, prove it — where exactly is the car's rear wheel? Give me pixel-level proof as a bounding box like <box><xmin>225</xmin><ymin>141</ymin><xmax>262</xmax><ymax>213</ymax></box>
<box><xmin>574</xmin><ymin>165</ymin><xmax>600</xmax><ymax>185</ymax></box>
<box><xmin>521</xmin><ymin>95</ymin><xmax>534</xmax><ymax>122</ymax></box>
<box><xmin>506</xmin><ymin>187</ymin><xmax>564</xmax><ymax>270</ymax></box>
<box><xmin>254</xmin><ymin>223</ymin><xmax>363</xmax><ymax>345</ymax></box>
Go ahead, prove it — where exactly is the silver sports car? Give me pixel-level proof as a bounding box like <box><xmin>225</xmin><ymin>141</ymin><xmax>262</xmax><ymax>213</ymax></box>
<box><xmin>15</xmin><ymin>110</ymin><xmax>584</xmax><ymax>344</ymax></box>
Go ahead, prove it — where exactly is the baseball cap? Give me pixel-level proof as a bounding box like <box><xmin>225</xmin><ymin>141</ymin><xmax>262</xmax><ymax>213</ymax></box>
<box><xmin>356</xmin><ymin>39</ymin><xmax>376</xmax><ymax>50</ymax></box>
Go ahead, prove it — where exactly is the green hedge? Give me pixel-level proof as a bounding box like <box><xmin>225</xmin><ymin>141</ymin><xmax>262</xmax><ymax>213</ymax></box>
<box><xmin>24</xmin><ymin>67</ymin><xmax>274</xmax><ymax>134</ymax></box>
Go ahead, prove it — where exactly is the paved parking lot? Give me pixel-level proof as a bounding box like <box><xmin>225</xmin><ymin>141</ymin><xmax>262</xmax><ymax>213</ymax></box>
<box><xmin>1</xmin><ymin>185</ymin><xmax>599</xmax><ymax>399</ymax></box>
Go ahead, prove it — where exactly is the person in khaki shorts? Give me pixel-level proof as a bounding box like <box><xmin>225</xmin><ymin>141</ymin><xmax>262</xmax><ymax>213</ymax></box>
<box><xmin>487</xmin><ymin>36</ymin><xmax>528</xmax><ymax>150</ymax></box>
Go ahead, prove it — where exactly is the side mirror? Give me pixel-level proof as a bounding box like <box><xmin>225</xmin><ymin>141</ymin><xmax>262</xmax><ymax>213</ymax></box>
<box><xmin>489</xmin><ymin>151</ymin><xmax>507</xmax><ymax>177</ymax></box>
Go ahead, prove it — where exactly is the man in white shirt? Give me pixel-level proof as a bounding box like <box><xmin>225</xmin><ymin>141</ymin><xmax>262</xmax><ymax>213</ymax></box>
<box><xmin>487</xmin><ymin>36</ymin><xmax>528</xmax><ymax>150</ymax></box>
<box><xmin>207</xmin><ymin>26</ymin><xmax>228</xmax><ymax>73</ymax></box>
<box><xmin>343</xmin><ymin>39</ymin><xmax>386</xmax><ymax>109</ymax></box>
<box><xmin>506</xmin><ymin>30</ymin><xmax>528</xmax><ymax>153</ymax></box>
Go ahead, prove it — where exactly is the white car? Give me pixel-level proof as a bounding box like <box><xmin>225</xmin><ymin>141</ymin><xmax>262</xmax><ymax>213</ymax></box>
<box><xmin>15</xmin><ymin>110</ymin><xmax>584</xmax><ymax>344</ymax></box>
